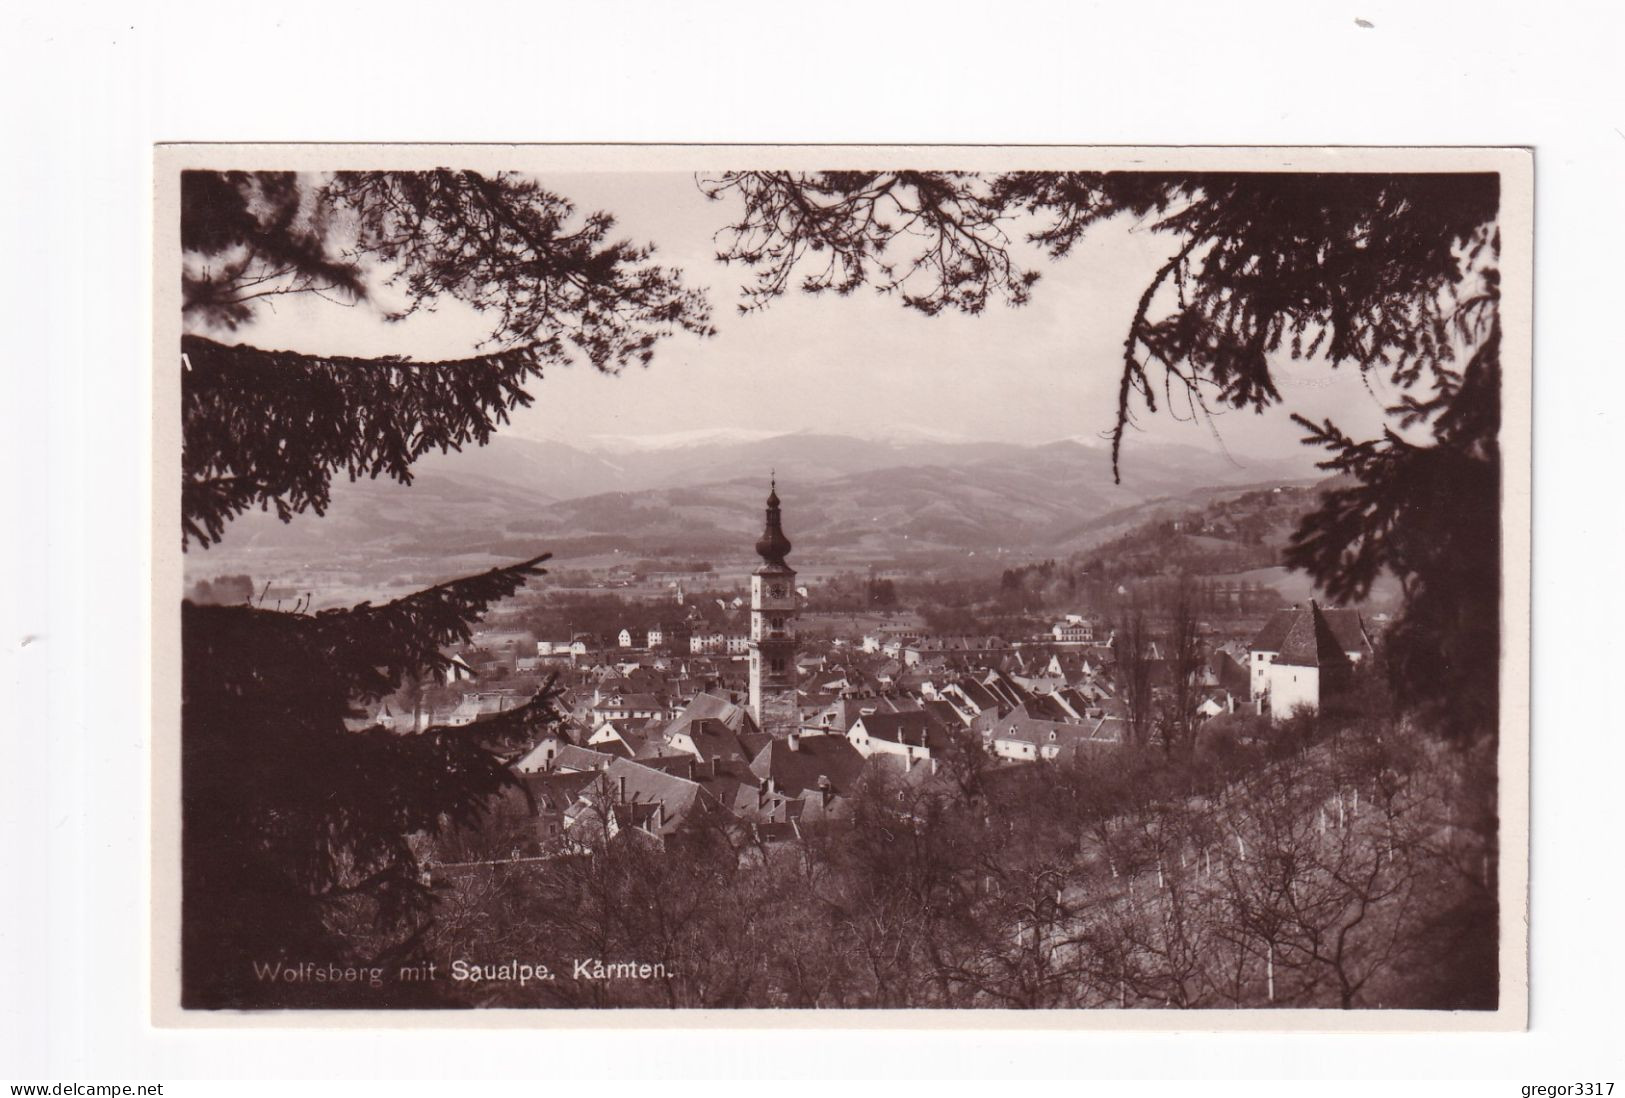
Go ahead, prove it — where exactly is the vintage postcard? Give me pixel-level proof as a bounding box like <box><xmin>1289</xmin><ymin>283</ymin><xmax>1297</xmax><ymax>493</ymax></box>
<box><xmin>151</xmin><ymin>144</ymin><xmax>1531</xmax><ymax>1028</ymax></box>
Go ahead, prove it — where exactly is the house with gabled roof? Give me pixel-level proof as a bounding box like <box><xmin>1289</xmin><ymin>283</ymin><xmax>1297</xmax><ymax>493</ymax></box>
<box><xmin>1250</xmin><ymin>600</ymin><xmax>1361</xmax><ymax>714</ymax></box>
<box><xmin>847</xmin><ymin>709</ymin><xmax>956</xmax><ymax>765</ymax></box>
<box><xmin>650</xmin><ymin>691</ymin><xmax>767</xmax><ymax>765</ymax></box>
<box><xmin>517</xmin><ymin>770</ymin><xmax>598</xmax><ymax>851</ymax></box>
<box><xmin>1053</xmin><ymin>686</ymin><xmax>1103</xmax><ymax>721</ymax></box>
<box><xmin>668</xmin><ymin>716</ymin><xmax>769</xmax><ymax>766</ymax></box>
<box><xmin>1051</xmin><ymin>619</ymin><xmax>1095</xmax><ymax>644</ymax></box>
<box><xmin>749</xmin><ymin>730</ymin><xmax>865</xmax><ymax>816</ymax></box>
<box><xmin>663</xmin><ymin>691</ymin><xmax>760</xmax><ymax>743</ymax></box>
<box><xmin>808</xmin><ymin>694</ymin><xmax>867</xmax><ymax>735</ymax></box>
<box><xmin>585</xmin><ymin>715</ymin><xmax>661</xmax><ymax>757</ymax></box>
<box><xmin>550</xmin><ymin>744</ymin><xmax>620</xmax><ymax>773</ymax></box>
<box><xmin>1045</xmin><ymin>651</ymin><xmax>1101</xmax><ymax>682</ymax></box>
<box><xmin>511</xmin><ymin>726</ymin><xmax>574</xmax><ymax>774</ymax></box>
<box><xmin>433</xmin><ymin>767</ymin><xmax>598</xmax><ymax>862</ymax></box>
<box><xmin>590</xmin><ymin>691</ymin><xmax>673</xmax><ymax>722</ymax></box>
<box><xmin>561</xmin><ymin>756</ymin><xmax>723</xmax><ymax>849</ymax></box>
<box><xmin>979</xmin><ymin>669</ymin><xmax>1037</xmax><ymax>712</ymax></box>
<box><xmin>689</xmin><ymin>629</ymin><xmax>726</xmax><ymax>654</ymax></box>
<box><xmin>932</xmin><ymin>679</ymin><xmax>1007</xmax><ymax>734</ymax></box>
<box><xmin>1196</xmin><ymin>691</ymin><xmax>1235</xmax><ymax>720</ymax></box>
<box><xmin>647</xmin><ymin>622</ymin><xmax>690</xmax><ymax>650</ymax></box>
<box><xmin>1011</xmin><ymin>669</ymin><xmax>1068</xmax><ymax>695</ymax></box>
<box><xmin>443</xmin><ymin>652</ymin><xmax>477</xmax><ymax>685</ymax></box>
<box><xmin>1210</xmin><ymin>646</ymin><xmax>1252</xmax><ymax>695</ymax></box>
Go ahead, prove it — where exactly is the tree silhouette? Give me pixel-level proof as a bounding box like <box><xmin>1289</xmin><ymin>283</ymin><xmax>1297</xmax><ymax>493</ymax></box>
<box><xmin>182</xmin><ymin>560</ymin><xmax>558</xmax><ymax>1006</ymax></box>
<box><xmin>181</xmin><ymin>335</ymin><xmax>555</xmax><ymax>548</ymax></box>
<box><xmin>1113</xmin><ymin>609</ymin><xmax>1155</xmax><ymax>749</ymax></box>
<box><xmin>178</xmin><ymin>169</ymin><xmax>713</xmax><ymax>1006</ymax></box>
<box><xmin>1161</xmin><ymin>584</ymin><xmax>1204</xmax><ymax>757</ymax></box>
<box><xmin>701</xmin><ymin>170</ymin><xmax>1038</xmax><ymax>316</ymax></box>
<box><xmin>1285</xmin><ymin>284</ymin><xmax>1500</xmax><ymax>743</ymax></box>
<box><xmin>702</xmin><ymin>169</ymin><xmax>1503</xmax><ymax>742</ymax></box>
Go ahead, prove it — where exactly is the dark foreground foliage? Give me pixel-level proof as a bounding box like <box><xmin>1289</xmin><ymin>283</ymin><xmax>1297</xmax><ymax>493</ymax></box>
<box><xmin>177</xmin><ymin>168</ymin><xmax>709</xmax><ymax>1005</ymax></box>
<box><xmin>180</xmin><ymin>558</ymin><xmax>559</xmax><ymax>1008</ymax></box>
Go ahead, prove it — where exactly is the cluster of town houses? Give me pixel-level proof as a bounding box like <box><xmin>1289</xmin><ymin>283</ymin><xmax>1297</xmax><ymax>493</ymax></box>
<box><xmin>353</xmin><ymin>486</ymin><xmax>1376</xmax><ymax>865</ymax></box>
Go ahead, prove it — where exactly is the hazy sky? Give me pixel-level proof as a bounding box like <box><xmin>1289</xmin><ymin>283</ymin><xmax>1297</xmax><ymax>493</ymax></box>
<box><xmin>220</xmin><ymin>171</ymin><xmax>1410</xmax><ymax>471</ymax></box>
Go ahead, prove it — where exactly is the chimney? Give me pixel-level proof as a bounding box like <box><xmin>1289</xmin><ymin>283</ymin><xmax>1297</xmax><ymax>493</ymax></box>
<box><xmin>616</xmin><ymin>775</ymin><xmax>627</xmax><ymax>803</ymax></box>
<box><xmin>787</xmin><ymin>731</ymin><xmax>800</xmax><ymax>752</ymax></box>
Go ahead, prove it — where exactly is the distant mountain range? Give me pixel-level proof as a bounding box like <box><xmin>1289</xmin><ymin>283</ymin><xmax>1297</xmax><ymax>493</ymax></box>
<box><xmin>195</xmin><ymin>431</ymin><xmax>1322</xmax><ymax>579</ymax></box>
<box><xmin>420</xmin><ymin>429</ymin><xmax>1313</xmax><ymax>502</ymax></box>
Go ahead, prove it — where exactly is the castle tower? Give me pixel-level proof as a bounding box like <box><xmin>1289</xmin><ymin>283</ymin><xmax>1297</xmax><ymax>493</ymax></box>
<box><xmin>749</xmin><ymin>477</ymin><xmax>799</xmax><ymax>735</ymax></box>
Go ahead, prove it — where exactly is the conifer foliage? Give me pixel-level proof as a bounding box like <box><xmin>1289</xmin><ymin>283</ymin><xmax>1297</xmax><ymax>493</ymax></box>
<box><xmin>182</xmin><ymin>559</ymin><xmax>556</xmax><ymax>1007</ymax></box>
<box><xmin>181</xmin><ymin>336</ymin><xmax>551</xmax><ymax>548</ymax></box>
<box><xmin>178</xmin><ymin>168</ymin><xmax>712</xmax><ymax>1006</ymax></box>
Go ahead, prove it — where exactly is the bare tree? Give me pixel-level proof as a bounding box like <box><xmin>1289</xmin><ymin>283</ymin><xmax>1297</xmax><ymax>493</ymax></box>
<box><xmin>1114</xmin><ymin>609</ymin><xmax>1155</xmax><ymax>749</ymax></box>
<box><xmin>1160</xmin><ymin>583</ymin><xmax>1204</xmax><ymax>758</ymax></box>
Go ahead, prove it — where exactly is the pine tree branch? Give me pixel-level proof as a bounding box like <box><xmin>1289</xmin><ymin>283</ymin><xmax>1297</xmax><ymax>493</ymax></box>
<box><xmin>181</xmin><ymin>336</ymin><xmax>547</xmax><ymax>548</ymax></box>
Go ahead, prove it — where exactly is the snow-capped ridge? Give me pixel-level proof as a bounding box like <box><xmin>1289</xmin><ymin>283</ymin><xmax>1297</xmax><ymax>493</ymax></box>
<box><xmin>579</xmin><ymin>427</ymin><xmax>791</xmax><ymax>453</ymax></box>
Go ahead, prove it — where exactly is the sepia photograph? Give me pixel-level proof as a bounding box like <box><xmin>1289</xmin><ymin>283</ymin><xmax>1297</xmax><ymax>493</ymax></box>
<box><xmin>18</xmin><ymin>0</ymin><xmax>1625</xmax><ymax>1088</ymax></box>
<box><xmin>152</xmin><ymin>145</ymin><xmax>1529</xmax><ymax>1023</ymax></box>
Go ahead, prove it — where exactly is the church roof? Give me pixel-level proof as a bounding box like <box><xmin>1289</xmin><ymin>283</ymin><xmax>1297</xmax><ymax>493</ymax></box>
<box><xmin>754</xmin><ymin>478</ymin><xmax>793</xmax><ymax>565</ymax></box>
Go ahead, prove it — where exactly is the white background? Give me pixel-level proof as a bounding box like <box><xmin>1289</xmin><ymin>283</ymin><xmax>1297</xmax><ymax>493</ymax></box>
<box><xmin>2</xmin><ymin>0</ymin><xmax>1621</xmax><ymax>1084</ymax></box>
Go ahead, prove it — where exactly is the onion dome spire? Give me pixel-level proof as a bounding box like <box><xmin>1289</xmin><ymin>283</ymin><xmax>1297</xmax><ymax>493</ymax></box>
<box><xmin>755</xmin><ymin>474</ymin><xmax>792</xmax><ymax>565</ymax></box>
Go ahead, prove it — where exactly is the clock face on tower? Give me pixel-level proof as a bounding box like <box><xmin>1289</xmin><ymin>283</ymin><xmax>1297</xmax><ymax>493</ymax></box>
<box><xmin>769</xmin><ymin>584</ymin><xmax>786</xmax><ymax>598</ymax></box>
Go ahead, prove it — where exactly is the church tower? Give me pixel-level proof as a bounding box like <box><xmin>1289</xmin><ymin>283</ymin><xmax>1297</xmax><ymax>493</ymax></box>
<box><xmin>749</xmin><ymin>477</ymin><xmax>799</xmax><ymax>735</ymax></box>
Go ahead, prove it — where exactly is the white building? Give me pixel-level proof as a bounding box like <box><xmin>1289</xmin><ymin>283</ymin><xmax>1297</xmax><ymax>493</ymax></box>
<box><xmin>1250</xmin><ymin>601</ymin><xmax>1363</xmax><ymax>715</ymax></box>
<box><xmin>690</xmin><ymin>630</ymin><xmax>725</xmax><ymax>655</ymax></box>
<box><xmin>847</xmin><ymin>711</ymin><xmax>941</xmax><ymax>765</ymax></box>
<box><xmin>1051</xmin><ymin>619</ymin><xmax>1095</xmax><ymax>643</ymax></box>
